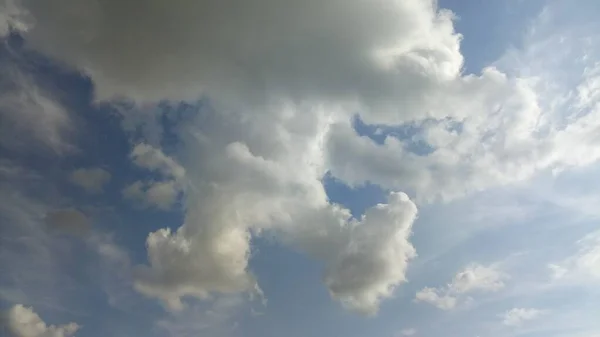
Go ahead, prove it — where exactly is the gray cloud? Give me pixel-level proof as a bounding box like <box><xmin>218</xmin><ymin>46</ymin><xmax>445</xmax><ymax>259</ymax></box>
<box><xmin>69</xmin><ymin>168</ymin><xmax>111</xmax><ymax>194</ymax></box>
<box><xmin>44</xmin><ymin>208</ymin><xmax>91</xmax><ymax>237</ymax></box>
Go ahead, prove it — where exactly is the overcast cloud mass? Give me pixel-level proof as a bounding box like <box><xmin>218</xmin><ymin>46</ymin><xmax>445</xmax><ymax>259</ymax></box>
<box><xmin>1</xmin><ymin>0</ymin><xmax>600</xmax><ymax>337</ymax></box>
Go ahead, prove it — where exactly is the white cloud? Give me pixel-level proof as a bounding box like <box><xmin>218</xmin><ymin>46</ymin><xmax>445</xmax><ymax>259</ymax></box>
<box><xmin>18</xmin><ymin>0</ymin><xmax>463</xmax><ymax>123</ymax></box>
<box><xmin>130</xmin><ymin>143</ymin><xmax>185</xmax><ymax>180</ymax></box>
<box><xmin>132</xmin><ymin>103</ymin><xmax>419</xmax><ymax>314</ymax></box>
<box><xmin>415</xmin><ymin>263</ymin><xmax>507</xmax><ymax>310</ymax></box>
<box><xmin>123</xmin><ymin>144</ymin><xmax>185</xmax><ymax>210</ymax></box>
<box><xmin>449</xmin><ymin>264</ymin><xmax>506</xmax><ymax>293</ymax></box>
<box><xmin>400</xmin><ymin>328</ymin><xmax>417</xmax><ymax>336</ymax></box>
<box><xmin>549</xmin><ymin>230</ymin><xmax>600</xmax><ymax>281</ymax></box>
<box><xmin>69</xmin><ymin>168</ymin><xmax>111</xmax><ymax>194</ymax></box>
<box><xmin>156</xmin><ymin>295</ymin><xmax>245</xmax><ymax>337</ymax></box>
<box><xmin>1</xmin><ymin>304</ymin><xmax>79</xmax><ymax>337</ymax></box>
<box><xmin>501</xmin><ymin>308</ymin><xmax>545</xmax><ymax>326</ymax></box>
<box><xmin>11</xmin><ymin>0</ymin><xmax>600</xmax><ymax>321</ymax></box>
<box><xmin>414</xmin><ymin>287</ymin><xmax>457</xmax><ymax>310</ymax></box>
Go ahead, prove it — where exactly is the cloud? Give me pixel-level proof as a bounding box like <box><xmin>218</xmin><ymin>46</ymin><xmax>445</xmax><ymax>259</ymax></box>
<box><xmin>501</xmin><ymin>308</ymin><xmax>545</xmax><ymax>326</ymax></box>
<box><xmin>11</xmin><ymin>0</ymin><xmax>600</xmax><ymax>321</ymax></box>
<box><xmin>156</xmin><ymin>295</ymin><xmax>246</xmax><ymax>337</ymax></box>
<box><xmin>18</xmin><ymin>0</ymin><xmax>463</xmax><ymax>122</ymax></box>
<box><xmin>123</xmin><ymin>144</ymin><xmax>185</xmax><ymax>210</ymax></box>
<box><xmin>44</xmin><ymin>209</ymin><xmax>91</xmax><ymax>236</ymax></box>
<box><xmin>448</xmin><ymin>263</ymin><xmax>506</xmax><ymax>293</ymax></box>
<box><xmin>130</xmin><ymin>143</ymin><xmax>185</xmax><ymax>180</ymax></box>
<box><xmin>415</xmin><ymin>263</ymin><xmax>507</xmax><ymax>310</ymax></box>
<box><xmin>400</xmin><ymin>328</ymin><xmax>417</xmax><ymax>336</ymax></box>
<box><xmin>1</xmin><ymin>304</ymin><xmax>79</xmax><ymax>337</ymax></box>
<box><xmin>549</xmin><ymin>230</ymin><xmax>600</xmax><ymax>282</ymax></box>
<box><xmin>414</xmin><ymin>287</ymin><xmax>457</xmax><ymax>310</ymax></box>
<box><xmin>69</xmin><ymin>168</ymin><xmax>111</xmax><ymax>194</ymax></box>
<box><xmin>132</xmin><ymin>103</ymin><xmax>419</xmax><ymax>313</ymax></box>
<box><xmin>0</xmin><ymin>0</ymin><xmax>31</xmax><ymax>36</ymax></box>
<box><xmin>0</xmin><ymin>56</ymin><xmax>76</xmax><ymax>156</ymax></box>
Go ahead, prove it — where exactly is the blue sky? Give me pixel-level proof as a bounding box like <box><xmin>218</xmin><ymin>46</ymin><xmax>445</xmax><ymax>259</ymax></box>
<box><xmin>1</xmin><ymin>1</ymin><xmax>600</xmax><ymax>337</ymax></box>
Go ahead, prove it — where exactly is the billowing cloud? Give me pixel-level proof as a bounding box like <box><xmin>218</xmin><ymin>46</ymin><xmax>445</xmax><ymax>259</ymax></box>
<box><xmin>501</xmin><ymin>308</ymin><xmax>545</xmax><ymax>326</ymax></box>
<box><xmin>1</xmin><ymin>304</ymin><xmax>79</xmax><ymax>337</ymax></box>
<box><xmin>69</xmin><ymin>168</ymin><xmax>111</xmax><ymax>194</ymax></box>
<box><xmin>130</xmin><ymin>143</ymin><xmax>185</xmax><ymax>180</ymax></box>
<box><xmin>8</xmin><ymin>0</ymin><xmax>600</xmax><ymax>321</ymax></box>
<box><xmin>18</xmin><ymin>0</ymin><xmax>462</xmax><ymax>123</ymax></box>
<box><xmin>416</xmin><ymin>263</ymin><xmax>507</xmax><ymax>310</ymax></box>
<box><xmin>123</xmin><ymin>143</ymin><xmax>185</xmax><ymax>210</ymax></box>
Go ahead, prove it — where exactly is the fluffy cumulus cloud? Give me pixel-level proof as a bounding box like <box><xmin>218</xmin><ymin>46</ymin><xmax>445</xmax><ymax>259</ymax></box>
<box><xmin>69</xmin><ymin>168</ymin><xmax>111</xmax><ymax>194</ymax></box>
<box><xmin>1</xmin><ymin>304</ymin><xmax>79</xmax><ymax>337</ymax></box>
<box><xmin>16</xmin><ymin>0</ymin><xmax>462</xmax><ymax>119</ymax></box>
<box><xmin>110</xmin><ymin>90</ymin><xmax>418</xmax><ymax>313</ymax></box>
<box><xmin>501</xmin><ymin>307</ymin><xmax>545</xmax><ymax>326</ymax></box>
<box><xmin>415</xmin><ymin>264</ymin><xmax>507</xmax><ymax>310</ymax></box>
<box><xmin>5</xmin><ymin>0</ymin><xmax>600</xmax><ymax>320</ymax></box>
<box><xmin>123</xmin><ymin>143</ymin><xmax>186</xmax><ymax>210</ymax></box>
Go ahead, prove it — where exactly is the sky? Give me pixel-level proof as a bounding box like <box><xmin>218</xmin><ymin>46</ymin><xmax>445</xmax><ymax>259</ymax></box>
<box><xmin>1</xmin><ymin>0</ymin><xmax>600</xmax><ymax>337</ymax></box>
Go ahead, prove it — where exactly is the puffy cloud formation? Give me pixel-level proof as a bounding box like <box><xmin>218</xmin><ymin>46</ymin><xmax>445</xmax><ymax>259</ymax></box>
<box><xmin>130</xmin><ymin>143</ymin><xmax>185</xmax><ymax>180</ymax></box>
<box><xmin>8</xmin><ymin>0</ymin><xmax>600</xmax><ymax>317</ymax></box>
<box><xmin>123</xmin><ymin>143</ymin><xmax>185</xmax><ymax>210</ymax></box>
<box><xmin>69</xmin><ymin>168</ymin><xmax>111</xmax><ymax>193</ymax></box>
<box><xmin>501</xmin><ymin>308</ymin><xmax>544</xmax><ymax>326</ymax></box>
<box><xmin>17</xmin><ymin>0</ymin><xmax>462</xmax><ymax>119</ymax></box>
<box><xmin>44</xmin><ymin>208</ymin><xmax>91</xmax><ymax>236</ymax></box>
<box><xmin>415</xmin><ymin>264</ymin><xmax>507</xmax><ymax>310</ymax></box>
<box><xmin>127</xmin><ymin>99</ymin><xmax>419</xmax><ymax>313</ymax></box>
<box><xmin>1</xmin><ymin>304</ymin><xmax>79</xmax><ymax>337</ymax></box>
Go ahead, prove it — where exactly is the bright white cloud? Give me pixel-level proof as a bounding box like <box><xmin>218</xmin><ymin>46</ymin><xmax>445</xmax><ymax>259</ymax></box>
<box><xmin>69</xmin><ymin>168</ymin><xmax>111</xmax><ymax>194</ymax></box>
<box><xmin>501</xmin><ymin>307</ymin><xmax>545</xmax><ymax>326</ymax></box>
<box><xmin>123</xmin><ymin>180</ymin><xmax>181</xmax><ymax>210</ymax></box>
<box><xmin>449</xmin><ymin>263</ymin><xmax>506</xmax><ymax>293</ymax></box>
<box><xmin>415</xmin><ymin>263</ymin><xmax>507</xmax><ymax>310</ymax></box>
<box><xmin>1</xmin><ymin>304</ymin><xmax>79</xmax><ymax>337</ymax></box>
<box><xmin>128</xmin><ymin>98</ymin><xmax>419</xmax><ymax>313</ymax></box>
<box><xmin>0</xmin><ymin>0</ymin><xmax>31</xmax><ymax>36</ymax></box>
